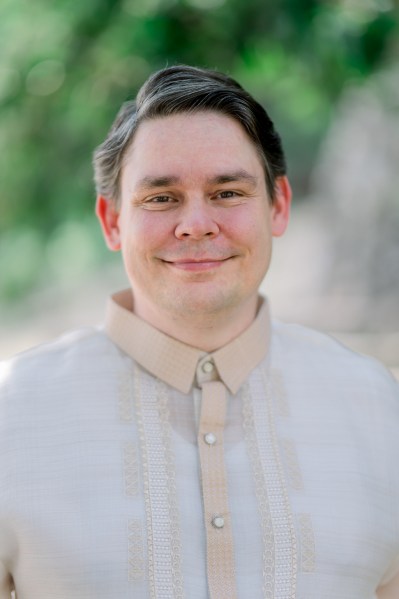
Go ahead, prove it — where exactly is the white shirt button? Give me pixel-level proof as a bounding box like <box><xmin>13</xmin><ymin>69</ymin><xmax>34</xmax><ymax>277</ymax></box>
<box><xmin>212</xmin><ymin>516</ymin><xmax>225</xmax><ymax>529</ymax></box>
<box><xmin>202</xmin><ymin>361</ymin><xmax>214</xmax><ymax>374</ymax></box>
<box><xmin>204</xmin><ymin>432</ymin><xmax>217</xmax><ymax>446</ymax></box>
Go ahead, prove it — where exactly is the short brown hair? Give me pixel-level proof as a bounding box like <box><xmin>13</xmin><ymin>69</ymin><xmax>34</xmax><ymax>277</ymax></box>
<box><xmin>93</xmin><ymin>65</ymin><xmax>287</xmax><ymax>205</ymax></box>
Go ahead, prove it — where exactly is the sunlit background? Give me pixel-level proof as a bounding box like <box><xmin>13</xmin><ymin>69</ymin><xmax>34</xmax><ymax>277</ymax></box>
<box><xmin>0</xmin><ymin>0</ymin><xmax>398</xmax><ymax>377</ymax></box>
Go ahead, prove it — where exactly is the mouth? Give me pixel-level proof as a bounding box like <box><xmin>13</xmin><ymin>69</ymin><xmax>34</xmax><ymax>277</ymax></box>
<box><xmin>161</xmin><ymin>257</ymin><xmax>232</xmax><ymax>272</ymax></box>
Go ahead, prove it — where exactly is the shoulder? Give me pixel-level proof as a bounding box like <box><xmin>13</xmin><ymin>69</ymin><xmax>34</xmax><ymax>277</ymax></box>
<box><xmin>271</xmin><ymin>318</ymin><xmax>394</xmax><ymax>374</ymax></box>
<box><xmin>0</xmin><ymin>326</ymin><xmax>131</xmax><ymax>447</ymax></box>
<box><xmin>271</xmin><ymin>319</ymin><xmax>398</xmax><ymax>402</ymax></box>
<box><xmin>0</xmin><ymin>326</ymin><xmax>128</xmax><ymax>402</ymax></box>
<box><xmin>270</xmin><ymin>321</ymin><xmax>399</xmax><ymax>478</ymax></box>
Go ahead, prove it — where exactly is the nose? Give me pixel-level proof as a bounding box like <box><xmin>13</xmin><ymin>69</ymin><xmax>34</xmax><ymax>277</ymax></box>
<box><xmin>174</xmin><ymin>200</ymin><xmax>220</xmax><ymax>240</ymax></box>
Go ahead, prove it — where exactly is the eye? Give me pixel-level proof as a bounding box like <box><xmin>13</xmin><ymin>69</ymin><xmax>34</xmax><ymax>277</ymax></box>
<box><xmin>142</xmin><ymin>195</ymin><xmax>178</xmax><ymax>210</ymax></box>
<box><xmin>149</xmin><ymin>195</ymin><xmax>173</xmax><ymax>203</ymax></box>
<box><xmin>212</xmin><ymin>188</ymin><xmax>248</xmax><ymax>206</ymax></box>
<box><xmin>218</xmin><ymin>190</ymin><xmax>236</xmax><ymax>198</ymax></box>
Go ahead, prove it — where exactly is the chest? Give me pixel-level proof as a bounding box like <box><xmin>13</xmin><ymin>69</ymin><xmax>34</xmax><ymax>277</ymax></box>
<box><xmin>8</xmin><ymin>365</ymin><xmax>398</xmax><ymax>599</ymax></box>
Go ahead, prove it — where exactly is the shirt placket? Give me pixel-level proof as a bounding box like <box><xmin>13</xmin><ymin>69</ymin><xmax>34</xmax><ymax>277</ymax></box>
<box><xmin>197</xmin><ymin>358</ymin><xmax>238</xmax><ymax>599</ymax></box>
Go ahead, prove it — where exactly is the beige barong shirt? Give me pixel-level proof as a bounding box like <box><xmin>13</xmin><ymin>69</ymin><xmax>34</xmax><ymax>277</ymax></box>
<box><xmin>0</xmin><ymin>288</ymin><xmax>398</xmax><ymax>598</ymax></box>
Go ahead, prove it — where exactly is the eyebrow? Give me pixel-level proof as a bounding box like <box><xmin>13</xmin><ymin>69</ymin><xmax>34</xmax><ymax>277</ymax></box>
<box><xmin>135</xmin><ymin>170</ymin><xmax>258</xmax><ymax>190</ymax></box>
<box><xmin>135</xmin><ymin>175</ymin><xmax>181</xmax><ymax>190</ymax></box>
<box><xmin>208</xmin><ymin>170</ymin><xmax>258</xmax><ymax>186</ymax></box>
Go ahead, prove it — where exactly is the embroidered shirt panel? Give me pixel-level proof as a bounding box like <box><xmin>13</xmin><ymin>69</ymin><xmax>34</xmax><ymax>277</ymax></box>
<box><xmin>106</xmin><ymin>288</ymin><xmax>271</xmax><ymax>598</ymax></box>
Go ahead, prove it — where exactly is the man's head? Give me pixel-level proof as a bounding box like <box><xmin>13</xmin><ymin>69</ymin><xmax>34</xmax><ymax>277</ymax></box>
<box><xmin>93</xmin><ymin>64</ymin><xmax>287</xmax><ymax>206</ymax></box>
<box><xmin>94</xmin><ymin>65</ymin><xmax>291</xmax><ymax>347</ymax></box>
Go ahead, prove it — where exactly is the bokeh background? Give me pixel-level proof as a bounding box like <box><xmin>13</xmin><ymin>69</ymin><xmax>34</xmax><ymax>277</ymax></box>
<box><xmin>0</xmin><ymin>0</ymin><xmax>398</xmax><ymax>376</ymax></box>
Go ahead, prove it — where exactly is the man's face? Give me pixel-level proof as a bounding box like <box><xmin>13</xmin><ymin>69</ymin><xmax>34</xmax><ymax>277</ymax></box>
<box><xmin>98</xmin><ymin>111</ymin><xmax>290</xmax><ymax>325</ymax></box>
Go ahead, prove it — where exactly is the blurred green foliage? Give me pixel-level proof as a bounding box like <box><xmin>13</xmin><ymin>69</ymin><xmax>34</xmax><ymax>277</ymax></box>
<box><xmin>0</xmin><ymin>0</ymin><xmax>398</xmax><ymax>300</ymax></box>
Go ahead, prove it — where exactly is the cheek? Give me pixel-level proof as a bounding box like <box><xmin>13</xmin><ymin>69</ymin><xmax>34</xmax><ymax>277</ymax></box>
<box><xmin>119</xmin><ymin>212</ymin><xmax>172</xmax><ymax>258</ymax></box>
<box><xmin>226</xmin><ymin>209</ymin><xmax>271</xmax><ymax>246</ymax></box>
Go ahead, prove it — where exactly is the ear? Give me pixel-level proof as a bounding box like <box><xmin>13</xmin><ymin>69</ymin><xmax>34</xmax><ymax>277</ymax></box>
<box><xmin>96</xmin><ymin>195</ymin><xmax>121</xmax><ymax>251</ymax></box>
<box><xmin>271</xmin><ymin>176</ymin><xmax>292</xmax><ymax>238</ymax></box>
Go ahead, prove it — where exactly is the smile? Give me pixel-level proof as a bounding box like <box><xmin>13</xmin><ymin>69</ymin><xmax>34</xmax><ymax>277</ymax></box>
<box><xmin>162</xmin><ymin>258</ymin><xmax>231</xmax><ymax>272</ymax></box>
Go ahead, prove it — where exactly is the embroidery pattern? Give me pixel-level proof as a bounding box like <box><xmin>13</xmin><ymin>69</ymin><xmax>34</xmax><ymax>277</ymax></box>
<box><xmin>271</xmin><ymin>368</ymin><xmax>317</xmax><ymax>578</ymax></box>
<box><xmin>280</xmin><ymin>439</ymin><xmax>303</xmax><ymax>491</ymax></box>
<box><xmin>272</xmin><ymin>368</ymin><xmax>290</xmax><ymax>418</ymax></box>
<box><xmin>128</xmin><ymin>519</ymin><xmax>145</xmax><ymax>581</ymax></box>
<box><xmin>156</xmin><ymin>380</ymin><xmax>185</xmax><ymax>598</ymax></box>
<box><xmin>297</xmin><ymin>514</ymin><xmax>316</xmax><ymax>573</ymax></box>
<box><xmin>243</xmin><ymin>366</ymin><xmax>298</xmax><ymax>599</ymax></box>
<box><xmin>242</xmin><ymin>382</ymin><xmax>275</xmax><ymax>599</ymax></box>
<box><xmin>118</xmin><ymin>370</ymin><xmax>133</xmax><ymax>422</ymax></box>
<box><xmin>134</xmin><ymin>365</ymin><xmax>185</xmax><ymax>599</ymax></box>
<box><xmin>123</xmin><ymin>442</ymin><xmax>139</xmax><ymax>497</ymax></box>
<box><xmin>134</xmin><ymin>366</ymin><xmax>155</xmax><ymax>598</ymax></box>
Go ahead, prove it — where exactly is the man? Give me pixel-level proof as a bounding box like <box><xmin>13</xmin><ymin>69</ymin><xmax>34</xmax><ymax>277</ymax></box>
<box><xmin>0</xmin><ymin>65</ymin><xmax>398</xmax><ymax>599</ymax></box>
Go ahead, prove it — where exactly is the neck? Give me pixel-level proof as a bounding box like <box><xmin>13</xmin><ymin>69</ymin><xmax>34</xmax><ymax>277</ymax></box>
<box><xmin>131</xmin><ymin>293</ymin><xmax>259</xmax><ymax>352</ymax></box>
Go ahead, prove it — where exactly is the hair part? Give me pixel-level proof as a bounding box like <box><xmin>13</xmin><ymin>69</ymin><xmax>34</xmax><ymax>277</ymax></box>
<box><xmin>93</xmin><ymin>65</ymin><xmax>287</xmax><ymax>206</ymax></box>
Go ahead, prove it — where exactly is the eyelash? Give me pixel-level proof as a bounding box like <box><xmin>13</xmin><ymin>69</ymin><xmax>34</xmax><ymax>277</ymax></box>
<box><xmin>143</xmin><ymin>190</ymin><xmax>242</xmax><ymax>207</ymax></box>
<box><xmin>144</xmin><ymin>195</ymin><xmax>174</xmax><ymax>206</ymax></box>
<box><xmin>216</xmin><ymin>190</ymin><xmax>239</xmax><ymax>199</ymax></box>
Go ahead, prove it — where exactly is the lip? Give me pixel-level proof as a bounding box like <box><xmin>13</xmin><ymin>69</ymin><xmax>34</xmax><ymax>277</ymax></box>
<box><xmin>162</xmin><ymin>257</ymin><xmax>231</xmax><ymax>272</ymax></box>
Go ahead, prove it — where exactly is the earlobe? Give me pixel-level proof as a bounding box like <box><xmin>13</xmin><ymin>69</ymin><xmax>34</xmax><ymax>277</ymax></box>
<box><xmin>271</xmin><ymin>176</ymin><xmax>292</xmax><ymax>238</ymax></box>
<box><xmin>95</xmin><ymin>195</ymin><xmax>121</xmax><ymax>251</ymax></box>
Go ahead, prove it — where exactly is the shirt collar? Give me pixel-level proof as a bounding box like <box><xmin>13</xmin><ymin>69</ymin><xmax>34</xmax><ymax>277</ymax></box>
<box><xmin>105</xmin><ymin>289</ymin><xmax>271</xmax><ymax>395</ymax></box>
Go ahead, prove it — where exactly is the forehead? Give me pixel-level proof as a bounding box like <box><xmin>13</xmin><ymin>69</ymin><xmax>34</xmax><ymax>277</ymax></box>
<box><xmin>121</xmin><ymin>111</ymin><xmax>264</xmax><ymax>182</ymax></box>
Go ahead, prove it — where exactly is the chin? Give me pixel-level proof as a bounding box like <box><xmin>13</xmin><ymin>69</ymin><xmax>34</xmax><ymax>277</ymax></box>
<box><xmin>162</xmin><ymin>284</ymin><xmax>249</xmax><ymax>318</ymax></box>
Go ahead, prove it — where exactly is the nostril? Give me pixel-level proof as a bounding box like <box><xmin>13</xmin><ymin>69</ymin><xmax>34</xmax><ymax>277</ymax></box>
<box><xmin>174</xmin><ymin>215</ymin><xmax>220</xmax><ymax>240</ymax></box>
